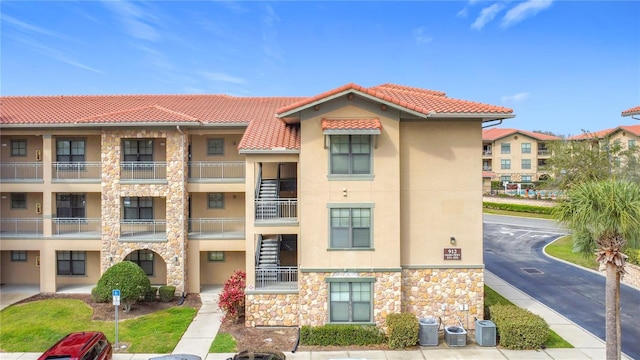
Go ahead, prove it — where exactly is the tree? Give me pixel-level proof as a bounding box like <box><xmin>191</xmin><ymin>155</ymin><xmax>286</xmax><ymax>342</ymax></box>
<box><xmin>553</xmin><ymin>180</ymin><xmax>640</xmax><ymax>360</ymax></box>
<box><xmin>95</xmin><ymin>260</ymin><xmax>151</xmax><ymax>312</ymax></box>
<box><xmin>541</xmin><ymin>132</ymin><xmax>640</xmax><ymax>190</ymax></box>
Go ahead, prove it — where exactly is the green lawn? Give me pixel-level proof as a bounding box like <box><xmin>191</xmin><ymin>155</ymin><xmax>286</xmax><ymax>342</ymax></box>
<box><xmin>0</xmin><ymin>299</ymin><xmax>197</xmax><ymax>353</ymax></box>
<box><xmin>544</xmin><ymin>235</ymin><xmax>600</xmax><ymax>271</ymax></box>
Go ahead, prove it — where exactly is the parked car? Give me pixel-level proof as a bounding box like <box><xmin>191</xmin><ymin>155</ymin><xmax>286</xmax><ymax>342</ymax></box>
<box><xmin>226</xmin><ymin>350</ymin><xmax>286</xmax><ymax>360</ymax></box>
<box><xmin>39</xmin><ymin>331</ymin><xmax>112</xmax><ymax>360</ymax></box>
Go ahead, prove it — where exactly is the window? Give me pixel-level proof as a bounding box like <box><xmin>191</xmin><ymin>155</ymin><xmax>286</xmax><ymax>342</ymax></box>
<box><xmin>11</xmin><ymin>140</ymin><xmax>27</xmax><ymax>156</ymax></box>
<box><xmin>56</xmin><ymin>139</ymin><xmax>85</xmax><ymax>162</ymax></box>
<box><xmin>329</xmin><ymin>281</ymin><xmax>372</xmax><ymax>323</ymax></box>
<box><xmin>521</xmin><ymin>143</ymin><xmax>531</xmax><ymax>154</ymax></box>
<box><xmin>521</xmin><ymin>159</ymin><xmax>531</xmax><ymax>169</ymax></box>
<box><xmin>330</xmin><ymin>135</ymin><xmax>371</xmax><ymax>175</ymax></box>
<box><xmin>11</xmin><ymin>251</ymin><xmax>27</xmax><ymax>261</ymax></box>
<box><xmin>330</xmin><ymin>207</ymin><xmax>371</xmax><ymax>248</ymax></box>
<box><xmin>208</xmin><ymin>193</ymin><xmax>224</xmax><ymax>209</ymax></box>
<box><xmin>123</xmin><ymin>197</ymin><xmax>153</xmax><ymax>219</ymax></box>
<box><xmin>501</xmin><ymin>159</ymin><xmax>511</xmax><ymax>170</ymax></box>
<box><xmin>208</xmin><ymin>251</ymin><xmax>225</xmax><ymax>262</ymax></box>
<box><xmin>522</xmin><ymin>175</ymin><xmax>532</xmax><ymax>183</ymax></box>
<box><xmin>57</xmin><ymin>251</ymin><xmax>86</xmax><ymax>275</ymax></box>
<box><xmin>56</xmin><ymin>194</ymin><xmax>85</xmax><ymax>218</ymax></box>
<box><xmin>123</xmin><ymin>139</ymin><xmax>153</xmax><ymax>161</ymax></box>
<box><xmin>125</xmin><ymin>250</ymin><xmax>154</xmax><ymax>276</ymax></box>
<box><xmin>500</xmin><ymin>175</ymin><xmax>511</xmax><ymax>183</ymax></box>
<box><xmin>207</xmin><ymin>138</ymin><xmax>224</xmax><ymax>155</ymax></box>
<box><xmin>629</xmin><ymin>140</ymin><xmax>637</xmax><ymax>149</ymax></box>
<box><xmin>538</xmin><ymin>159</ymin><xmax>548</xmax><ymax>167</ymax></box>
<box><xmin>11</xmin><ymin>193</ymin><xmax>27</xmax><ymax>209</ymax></box>
<box><xmin>501</xmin><ymin>143</ymin><xmax>510</xmax><ymax>154</ymax></box>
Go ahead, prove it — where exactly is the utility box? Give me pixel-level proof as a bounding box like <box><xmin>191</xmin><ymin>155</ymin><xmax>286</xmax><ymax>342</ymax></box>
<box><xmin>418</xmin><ymin>318</ymin><xmax>439</xmax><ymax>346</ymax></box>
<box><xmin>475</xmin><ymin>319</ymin><xmax>496</xmax><ymax>346</ymax></box>
<box><xmin>444</xmin><ymin>326</ymin><xmax>467</xmax><ymax>347</ymax></box>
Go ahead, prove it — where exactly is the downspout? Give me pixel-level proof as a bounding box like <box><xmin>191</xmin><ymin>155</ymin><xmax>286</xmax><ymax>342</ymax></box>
<box><xmin>176</xmin><ymin>126</ymin><xmax>186</xmax><ymax>304</ymax></box>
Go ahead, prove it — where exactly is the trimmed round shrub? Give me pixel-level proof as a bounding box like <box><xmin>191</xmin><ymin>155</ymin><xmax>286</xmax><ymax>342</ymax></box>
<box><xmin>95</xmin><ymin>260</ymin><xmax>150</xmax><ymax>312</ymax></box>
<box><xmin>386</xmin><ymin>313</ymin><xmax>419</xmax><ymax>349</ymax></box>
<box><xmin>91</xmin><ymin>286</ymin><xmax>108</xmax><ymax>303</ymax></box>
<box><xmin>159</xmin><ymin>285</ymin><xmax>176</xmax><ymax>302</ymax></box>
<box><xmin>144</xmin><ymin>286</ymin><xmax>159</xmax><ymax>302</ymax></box>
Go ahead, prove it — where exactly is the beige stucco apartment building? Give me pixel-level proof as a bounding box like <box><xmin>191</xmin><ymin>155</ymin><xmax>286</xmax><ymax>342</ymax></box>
<box><xmin>0</xmin><ymin>83</ymin><xmax>514</xmax><ymax>329</ymax></box>
<box><xmin>482</xmin><ymin>128</ymin><xmax>561</xmax><ymax>185</ymax></box>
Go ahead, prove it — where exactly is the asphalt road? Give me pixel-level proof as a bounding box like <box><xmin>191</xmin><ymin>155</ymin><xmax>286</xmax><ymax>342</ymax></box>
<box><xmin>483</xmin><ymin>214</ymin><xmax>640</xmax><ymax>360</ymax></box>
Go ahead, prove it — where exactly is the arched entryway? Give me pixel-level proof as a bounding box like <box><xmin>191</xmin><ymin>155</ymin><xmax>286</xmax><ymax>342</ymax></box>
<box><xmin>124</xmin><ymin>249</ymin><xmax>168</xmax><ymax>286</ymax></box>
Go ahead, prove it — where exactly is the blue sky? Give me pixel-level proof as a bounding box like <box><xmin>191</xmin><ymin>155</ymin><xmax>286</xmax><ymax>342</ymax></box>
<box><xmin>1</xmin><ymin>1</ymin><xmax>638</xmax><ymax>136</ymax></box>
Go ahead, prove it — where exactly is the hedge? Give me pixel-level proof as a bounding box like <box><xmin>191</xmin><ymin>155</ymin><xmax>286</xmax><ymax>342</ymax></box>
<box><xmin>483</xmin><ymin>202</ymin><xmax>554</xmax><ymax>215</ymax></box>
<box><xmin>158</xmin><ymin>285</ymin><xmax>176</xmax><ymax>302</ymax></box>
<box><xmin>300</xmin><ymin>324</ymin><xmax>386</xmax><ymax>346</ymax></box>
<box><xmin>489</xmin><ymin>304</ymin><xmax>549</xmax><ymax>349</ymax></box>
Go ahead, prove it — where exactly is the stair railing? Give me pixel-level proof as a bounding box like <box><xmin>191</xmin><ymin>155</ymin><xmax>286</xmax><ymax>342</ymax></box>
<box><xmin>255</xmin><ymin>234</ymin><xmax>263</xmax><ymax>267</ymax></box>
<box><xmin>255</xmin><ymin>162</ymin><xmax>263</xmax><ymax>199</ymax></box>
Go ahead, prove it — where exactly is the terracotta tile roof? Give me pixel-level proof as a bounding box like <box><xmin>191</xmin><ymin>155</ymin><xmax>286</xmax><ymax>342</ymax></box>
<box><xmin>277</xmin><ymin>83</ymin><xmax>513</xmax><ymax>117</ymax></box>
<box><xmin>568</xmin><ymin>124</ymin><xmax>640</xmax><ymax>140</ymax></box>
<box><xmin>321</xmin><ymin>118</ymin><xmax>382</xmax><ymax>132</ymax></box>
<box><xmin>482</xmin><ymin>128</ymin><xmax>561</xmax><ymax>141</ymax></box>
<box><xmin>622</xmin><ymin>105</ymin><xmax>640</xmax><ymax>116</ymax></box>
<box><xmin>482</xmin><ymin>171</ymin><xmax>495</xmax><ymax>178</ymax></box>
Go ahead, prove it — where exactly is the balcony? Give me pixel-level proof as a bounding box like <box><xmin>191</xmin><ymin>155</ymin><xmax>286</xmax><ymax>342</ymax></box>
<box><xmin>483</xmin><ymin>166</ymin><xmax>492</xmax><ymax>171</ymax></box>
<box><xmin>0</xmin><ymin>218</ymin><xmax>43</xmax><ymax>237</ymax></box>
<box><xmin>255</xmin><ymin>266</ymin><xmax>298</xmax><ymax>290</ymax></box>
<box><xmin>482</xmin><ymin>150</ymin><xmax>492</xmax><ymax>156</ymax></box>
<box><xmin>52</xmin><ymin>162</ymin><xmax>101</xmax><ymax>182</ymax></box>
<box><xmin>120</xmin><ymin>162</ymin><xmax>167</xmax><ymax>182</ymax></box>
<box><xmin>189</xmin><ymin>161</ymin><xmax>245</xmax><ymax>182</ymax></box>
<box><xmin>538</xmin><ymin>149</ymin><xmax>550</xmax><ymax>156</ymax></box>
<box><xmin>52</xmin><ymin>218</ymin><xmax>101</xmax><ymax>238</ymax></box>
<box><xmin>255</xmin><ymin>199</ymin><xmax>298</xmax><ymax>223</ymax></box>
<box><xmin>119</xmin><ymin>220</ymin><xmax>167</xmax><ymax>241</ymax></box>
<box><xmin>188</xmin><ymin>218</ymin><xmax>245</xmax><ymax>239</ymax></box>
<box><xmin>0</xmin><ymin>162</ymin><xmax>43</xmax><ymax>182</ymax></box>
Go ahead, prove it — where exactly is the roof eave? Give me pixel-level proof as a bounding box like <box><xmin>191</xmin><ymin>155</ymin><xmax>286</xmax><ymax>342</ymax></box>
<box><xmin>239</xmin><ymin>149</ymin><xmax>300</xmax><ymax>154</ymax></box>
<box><xmin>428</xmin><ymin>113</ymin><xmax>516</xmax><ymax>122</ymax></box>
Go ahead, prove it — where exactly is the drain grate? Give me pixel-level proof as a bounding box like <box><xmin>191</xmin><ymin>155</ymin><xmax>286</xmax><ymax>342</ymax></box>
<box><xmin>522</xmin><ymin>268</ymin><xmax>543</xmax><ymax>274</ymax></box>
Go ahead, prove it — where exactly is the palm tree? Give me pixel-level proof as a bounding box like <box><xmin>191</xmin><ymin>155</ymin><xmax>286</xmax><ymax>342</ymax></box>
<box><xmin>554</xmin><ymin>180</ymin><xmax>640</xmax><ymax>360</ymax></box>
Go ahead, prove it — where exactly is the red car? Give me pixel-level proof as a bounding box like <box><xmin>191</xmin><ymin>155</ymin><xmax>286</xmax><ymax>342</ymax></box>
<box><xmin>39</xmin><ymin>331</ymin><xmax>112</xmax><ymax>360</ymax></box>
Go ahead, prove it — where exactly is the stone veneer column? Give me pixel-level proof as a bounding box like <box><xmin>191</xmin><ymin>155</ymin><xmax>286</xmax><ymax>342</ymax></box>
<box><xmin>100</xmin><ymin>129</ymin><xmax>188</xmax><ymax>293</ymax></box>
<box><xmin>401</xmin><ymin>268</ymin><xmax>484</xmax><ymax>330</ymax></box>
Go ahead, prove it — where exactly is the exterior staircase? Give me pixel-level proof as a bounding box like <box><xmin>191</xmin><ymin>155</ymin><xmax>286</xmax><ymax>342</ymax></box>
<box><xmin>255</xmin><ymin>179</ymin><xmax>278</xmax><ymax>219</ymax></box>
<box><xmin>257</xmin><ymin>236</ymin><xmax>280</xmax><ymax>284</ymax></box>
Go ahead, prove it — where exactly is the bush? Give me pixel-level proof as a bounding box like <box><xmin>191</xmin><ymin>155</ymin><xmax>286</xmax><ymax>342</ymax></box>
<box><xmin>483</xmin><ymin>202</ymin><xmax>554</xmax><ymax>215</ymax></box>
<box><xmin>91</xmin><ymin>287</ymin><xmax>108</xmax><ymax>303</ymax></box>
<box><xmin>386</xmin><ymin>313</ymin><xmax>419</xmax><ymax>349</ymax></box>
<box><xmin>626</xmin><ymin>248</ymin><xmax>640</xmax><ymax>266</ymax></box>
<box><xmin>489</xmin><ymin>304</ymin><xmax>549</xmax><ymax>349</ymax></box>
<box><xmin>144</xmin><ymin>286</ymin><xmax>158</xmax><ymax>302</ymax></box>
<box><xmin>95</xmin><ymin>260</ymin><xmax>151</xmax><ymax>312</ymax></box>
<box><xmin>158</xmin><ymin>286</ymin><xmax>176</xmax><ymax>302</ymax></box>
<box><xmin>300</xmin><ymin>324</ymin><xmax>386</xmax><ymax>346</ymax></box>
<box><xmin>218</xmin><ymin>270</ymin><xmax>246</xmax><ymax>324</ymax></box>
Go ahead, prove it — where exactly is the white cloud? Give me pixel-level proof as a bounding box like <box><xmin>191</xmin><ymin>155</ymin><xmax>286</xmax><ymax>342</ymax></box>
<box><xmin>101</xmin><ymin>0</ymin><xmax>161</xmax><ymax>42</ymax></box>
<box><xmin>471</xmin><ymin>3</ymin><xmax>504</xmax><ymax>30</ymax></box>
<box><xmin>13</xmin><ymin>36</ymin><xmax>102</xmax><ymax>73</ymax></box>
<box><xmin>501</xmin><ymin>92</ymin><xmax>529</xmax><ymax>103</ymax></box>
<box><xmin>501</xmin><ymin>0</ymin><xmax>554</xmax><ymax>28</ymax></box>
<box><xmin>201</xmin><ymin>72</ymin><xmax>246</xmax><ymax>85</ymax></box>
<box><xmin>412</xmin><ymin>27</ymin><xmax>433</xmax><ymax>44</ymax></box>
<box><xmin>457</xmin><ymin>7</ymin><xmax>469</xmax><ymax>18</ymax></box>
<box><xmin>1</xmin><ymin>14</ymin><xmax>69</xmax><ymax>40</ymax></box>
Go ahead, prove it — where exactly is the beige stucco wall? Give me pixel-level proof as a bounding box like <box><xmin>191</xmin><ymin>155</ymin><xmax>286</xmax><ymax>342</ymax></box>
<box><xmin>189</xmin><ymin>134</ymin><xmax>244</xmax><ymax>162</ymax></box>
<box><xmin>199</xmin><ymin>250</ymin><xmax>246</xmax><ymax>285</ymax></box>
<box><xmin>0</xmin><ymin>250</ymin><xmax>40</xmax><ymax>285</ymax></box>
<box><xmin>400</xmin><ymin>120</ymin><xmax>483</xmax><ymax>266</ymax></box>
<box><xmin>0</xmin><ymin>192</ymin><xmax>43</xmax><ymax>219</ymax></box>
<box><xmin>190</xmin><ymin>193</ymin><xmax>245</xmax><ymax>218</ymax></box>
<box><xmin>56</xmin><ymin>251</ymin><xmax>102</xmax><ymax>286</ymax></box>
<box><xmin>489</xmin><ymin>134</ymin><xmax>543</xmax><ymax>182</ymax></box>
<box><xmin>297</xmin><ymin>98</ymin><xmax>401</xmax><ymax>270</ymax></box>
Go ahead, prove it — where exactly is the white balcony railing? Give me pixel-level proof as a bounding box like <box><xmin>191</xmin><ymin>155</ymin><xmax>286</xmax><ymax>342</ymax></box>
<box><xmin>255</xmin><ymin>266</ymin><xmax>298</xmax><ymax>290</ymax></box>
<box><xmin>0</xmin><ymin>162</ymin><xmax>43</xmax><ymax>181</ymax></box>
<box><xmin>120</xmin><ymin>220</ymin><xmax>167</xmax><ymax>241</ymax></box>
<box><xmin>120</xmin><ymin>162</ymin><xmax>167</xmax><ymax>181</ymax></box>
<box><xmin>53</xmin><ymin>218</ymin><xmax>101</xmax><ymax>237</ymax></box>
<box><xmin>188</xmin><ymin>161</ymin><xmax>245</xmax><ymax>181</ymax></box>
<box><xmin>255</xmin><ymin>199</ymin><xmax>297</xmax><ymax>222</ymax></box>
<box><xmin>188</xmin><ymin>218</ymin><xmax>245</xmax><ymax>239</ymax></box>
<box><xmin>52</xmin><ymin>162</ymin><xmax>101</xmax><ymax>181</ymax></box>
<box><xmin>0</xmin><ymin>218</ymin><xmax>43</xmax><ymax>237</ymax></box>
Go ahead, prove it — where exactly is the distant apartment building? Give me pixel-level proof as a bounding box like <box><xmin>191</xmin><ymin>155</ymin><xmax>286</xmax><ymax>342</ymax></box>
<box><xmin>482</xmin><ymin>128</ymin><xmax>561</xmax><ymax>185</ymax></box>
<box><xmin>568</xmin><ymin>124</ymin><xmax>640</xmax><ymax>166</ymax></box>
<box><xmin>0</xmin><ymin>83</ymin><xmax>514</xmax><ymax>329</ymax></box>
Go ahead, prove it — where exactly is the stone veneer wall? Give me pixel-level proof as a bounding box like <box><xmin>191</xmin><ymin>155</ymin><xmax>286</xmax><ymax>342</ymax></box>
<box><xmin>100</xmin><ymin>129</ymin><xmax>188</xmax><ymax>291</ymax></box>
<box><xmin>245</xmin><ymin>293</ymin><xmax>300</xmax><ymax>327</ymax></box>
<box><xmin>401</xmin><ymin>268</ymin><xmax>484</xmax><ymax>330</ymax></box>
<box><xmin>297</xmin><ymin>271</ymin><xmax>402</xmax><ymax>329</ymax></box>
